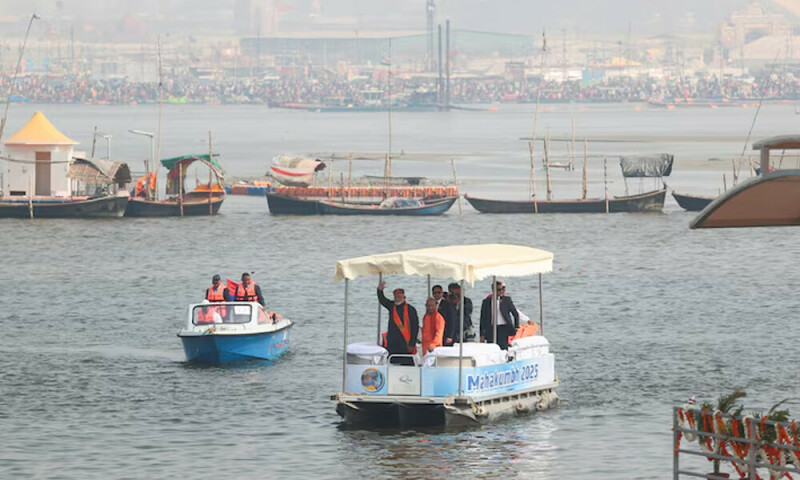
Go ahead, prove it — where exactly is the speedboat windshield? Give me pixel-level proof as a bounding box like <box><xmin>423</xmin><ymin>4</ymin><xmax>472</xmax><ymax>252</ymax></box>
<box><xmin>192</xmin><ymin>304</ymin><xmax>252</xmax><ymax>325</ymax></box>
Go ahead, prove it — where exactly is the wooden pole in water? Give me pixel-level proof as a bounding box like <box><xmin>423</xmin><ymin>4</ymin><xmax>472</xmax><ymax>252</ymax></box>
<box><xmin>544</xmin><ymin>127</ymin><xmax>552</xmax><ymax>201</ymax></box>
<box><xmin>582</xmin><ymin>138</ymin><xmax>588</xmax><ymax>200</ymax></box>
<box><xmin>28</xmin><ymin>171</ymin><xmax>33</xmax><ymax>219</ymax></box>
<box><xmin>570</xmin><ymin>115</ymin><xmax>576</xmax><ymax>171</ymax></box>
<box><xmin>604</xmin><ymin>157</ymin><xmax>609</xmax><ymax>213</ymax></box>
<box><xmin>529</xmin><ymin>141</ymin><xmax>538</xmax><ymax>213</ymax></box>
<box><xmin>179</xmin><ymin>162</ymin><xmax>184</xmax><ymax>217</ymax></box>
<box><xmin>91</xmin><ymin>126</ymin><xmax>98</xmax><ymax>158</ymax></box>
<box><xmin>327</xmin><ymin>158</ymin><xmax>333</xmax><ymax>198</ymax></box>
<box><xmin>347</xmin><ymin>153</ymin><xmax>353</xmax><ymax>199</ymax></box>
<box><xmin>450</xmin><ymin>158</ymin><xmax>462</xmax><ymax>215</ymax></box>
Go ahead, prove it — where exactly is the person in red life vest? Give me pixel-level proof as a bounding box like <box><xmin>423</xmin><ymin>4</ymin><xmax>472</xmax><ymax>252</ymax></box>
<box><xmin>234</xmin><ymin>272</ymin><xmax>266</xmax><ymax>307</ymax></box>
<box><xmin>205</xmin><ymin>274</ymin><xmax>232</xmax><ymax>302</ymax></box>
<box><xmin>421</xmin><ymin>297</ymin><xmax>445</xmax><ymax>354</ymax></box>
<box><xmin>377</xmin><ymin>280</ymin><xmax>419</xmax><ymax>365</ymax></box>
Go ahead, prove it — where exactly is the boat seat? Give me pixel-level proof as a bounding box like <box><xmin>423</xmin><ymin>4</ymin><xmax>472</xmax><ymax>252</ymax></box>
<box><xmin>346</xmin><ymin>342</ymin><xmax>388</xmax><ymax>365</ymax></box>
<box><xmin>424</xmin><ymin>343</ymin><xmax>507</xmax><ymax>367</ymax></box>
<box><xmin>508</xmin><ymin>336</ymin><xmax>550</xmax><ymax>360</ymax></box>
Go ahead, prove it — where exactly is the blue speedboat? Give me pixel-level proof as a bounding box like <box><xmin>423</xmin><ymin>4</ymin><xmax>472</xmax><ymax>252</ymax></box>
<box><xmin>178</xmin><ymin>302</ymin><xmax>292</xmax><ymax>364</ymax></box>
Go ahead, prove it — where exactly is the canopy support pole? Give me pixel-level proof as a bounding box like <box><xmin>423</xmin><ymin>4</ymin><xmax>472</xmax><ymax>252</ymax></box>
<box><xmin>492</xmin><ymin>275</ymin><xmax>497</xmax><ymax>346</ymax></box>
<box><xmin>342</xmin><ymin>279</ymin><xmax>349</xmax><ymax>391</ymax></box>
<box><xmin>457</xmin><ymin>279</ymin><xmax>465</xmax><ymax>397</ymax></box>
<box><xmin>427</xmin><ymin>274</ymin><xmax>431</xmax><ymax>298</ymax></box>
<box><xmin>376</xmin><ymin>273</ymin><xmax>382</xmax><ymax>345</ymax></box>
<box><xmin>538</xmin><ymin>273</ymin><xmax>544</xmax><ymax>335</ymax></box>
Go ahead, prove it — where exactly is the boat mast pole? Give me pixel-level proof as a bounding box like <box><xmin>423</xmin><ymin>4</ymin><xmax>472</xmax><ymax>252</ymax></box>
<box><xmin>376</xmin><ymin>273</ymin><xmax>382</xmax><ymax>344</ymax></box>
<box><xmin>604</xmin><ymin>157</ymin><xmax>609</xmax><ymax>213</ymax></box>
<box><xmin>342</xmin><ymin>278</ymin><xmax>349</xmax><ymax>391</ymax></box>
<box><xmin>538</xmin><ymin>273</ymin><xmax>544</xmax><ymax>335</ymax></box>
<box><xmin>386</xmin><ymin>38</ymin><xmax>392</xmax><ymax>193</ymax></box>
<box><xmin>0</xmin><ymin>12</ymin><xmax>38</xmax><ymax>145</ymax></box>
<box><xmin>0</xmin><ymin>12</ymin><xmax>39</xmax><ymax>203</ymax></box>
<box><xmin>529</xmin><ymin>30</ymin><xmax>546</xmax><ymax>207</ymax></box>
<box><xmin>582</xmin><ymin>138</ymin><xmax>588</xmax><ymax>200</ymax></box>
<box><xmin>458</xmin><ymin>279</ymin><xmax>465</xmax><ymax>397</ymax></box>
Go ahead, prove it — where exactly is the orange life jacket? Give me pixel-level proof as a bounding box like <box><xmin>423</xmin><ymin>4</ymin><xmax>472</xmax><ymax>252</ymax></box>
<box><xmin>392</xmin><ymin>303</ymin><xmax>417</xmax><ymax>355</ymax></box>
<box><xmin>134</xmin><ymin>173</ymin><xmax>157</xmax><ymax>197</ymax></box>
<box><xmin>206</xmin><ymin>285</ymin><xmax>228</xmax><ymax>318</ymax></box>
<box><xmin>509</xmin><ymin>323</ymin><xmax>540</xmax><ymax>343</ymax></box>
<box><xmin>235</xmin><ymin>282</ymin><xmax>258</xmax><ymax>302</ymax></box>
<box><xmin>197</xmin><ymin>306</ymin><xmax>219</xmax><ymax>324</ymax></box>
<box><xmin>206</xmin><ymin>285</ymin><xmax>226</xmax><ymax>302</ymax></box>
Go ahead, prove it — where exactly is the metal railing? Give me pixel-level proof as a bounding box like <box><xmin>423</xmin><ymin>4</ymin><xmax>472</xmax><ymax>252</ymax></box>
<box><xmin>673</xmin><ymin>406</ymin><xmax>800</xmax><ymax>480</ymax></box>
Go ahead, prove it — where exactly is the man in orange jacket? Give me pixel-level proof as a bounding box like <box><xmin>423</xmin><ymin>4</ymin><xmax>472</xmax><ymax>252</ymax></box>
<box><xmin>421</xmin><ymin>297</ymin><xmax>445</xmax><ymax>353</ymax></box>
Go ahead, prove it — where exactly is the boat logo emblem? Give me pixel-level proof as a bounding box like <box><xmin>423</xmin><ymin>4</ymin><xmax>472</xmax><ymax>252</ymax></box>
<box><xmin>399</xmin><ymin>375</ymin><xmax>412</xmax><ymax>384</ymax></box>
<box><xmin>361</xmin><ymin>368</ymin><xmax>385</xmax><ymax>392</ymax></box>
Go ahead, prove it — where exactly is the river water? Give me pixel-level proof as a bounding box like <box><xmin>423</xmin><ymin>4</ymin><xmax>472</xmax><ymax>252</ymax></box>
<box><xmin>2</xmin><ymin>103</ymin><xmax>800</xmax><ymax>479</ymax></box>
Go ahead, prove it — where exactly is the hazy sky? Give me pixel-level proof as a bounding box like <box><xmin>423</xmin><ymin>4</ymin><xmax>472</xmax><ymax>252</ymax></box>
<box><xmin>2</xmin><ymin>0</ymin><xmax>797</xmax><ymax>39</ymax></box>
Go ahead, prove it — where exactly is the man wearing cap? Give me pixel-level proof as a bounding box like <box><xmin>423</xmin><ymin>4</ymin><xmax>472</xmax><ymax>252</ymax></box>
<box><xmin>377</xmin><ymin>280</ymin><xmax>419</xmax><ymax>365</ymax></box>
<box><xmin>205</xmin><ymin>275</ymin><xmax>232</xmax><ymax>302</ymax></box>
<box><xmin>479</xmin><ymin>281</ymin><xmax>519</xmax><ymax>350</ymax></box>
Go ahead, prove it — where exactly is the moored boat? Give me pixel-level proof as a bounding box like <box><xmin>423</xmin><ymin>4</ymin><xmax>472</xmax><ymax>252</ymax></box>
<box><xmin>178</xmin><ymin>301</ymin><xmax>292</xmax><ymax>364</ymax></box>
<box><xmin>671</xmin><ymin>191</ymin><xmax>715</xmax><ymax>212</ymax></box>
<box><xmin>1</xmin><ymin>112</ymin><xmax>132</xmax><ymax>219</ymax></box>
<box><xmin>125</xmin><ymin>154</ymin><xmax>226</xmax><ymax>217</ymax></box>
<box><xmin>318</xmin><ymin>196</ymin><xmax>457</xmax><ymax>215</ymax></box>
<box><xmin>266</xmin><ymin>192</ymin><xmax>321</xmax><ymax>215</ymax></box>
<box><xmin>332</xmin><ymin>244</ymin><xmax>559</xmax><ymax>428</ymax></box>
<box><xmin>466</xmin><ymin>188</ymin><xmax>666</xmax><ymax>213</ymax></box>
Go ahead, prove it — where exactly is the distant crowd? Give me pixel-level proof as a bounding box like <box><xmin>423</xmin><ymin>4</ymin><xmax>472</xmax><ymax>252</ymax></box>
<box><xmin>3</xmin><ymin>70</ymin><xmax>800</xmax><ymax>106</ymax></box>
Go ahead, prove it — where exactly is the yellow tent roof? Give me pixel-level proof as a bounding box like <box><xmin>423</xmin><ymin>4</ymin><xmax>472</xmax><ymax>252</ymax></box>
<box><xmin>4</xmin><ymin>111</ymin><xmax>77</xmax><ymax>146</ymax></box>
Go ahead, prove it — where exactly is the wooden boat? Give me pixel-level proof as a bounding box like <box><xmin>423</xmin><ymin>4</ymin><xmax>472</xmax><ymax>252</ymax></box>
<box><xmin>466</xmin><ymin>188</ymin><xmax>666</xmax><ymax>214</ymax></box>
<box><xmin>266</xmin><ymin>192</ymin><xmax>321</xmax><ymax>215</ymax></box>
<box><xmin>672</xmin><ymin>191</ymin><xmax>715</xmax><ymax>212</ymax></box>
<box><xmin>691</xmin><ymin>134</ymin><xmax>800</xmax><ymax>228</ymax></box>
<box><xmin>125</xmin><ymin>154</ymin><xmax>225</xmax><ymax>217</ymax></box>
<box><xmin>0</xmin><ymin>193</ymin><xmax>129</xmax><ymax>218</ymax></box>
<box><xmin>126</xmin><ymin>191</ymin><xmax>224</xmax><ymax>217</ymax></box>
<box><xmin>317</xmin><ymin>196</ymin><xmax>457</xmax><ymax>216</ymax></box>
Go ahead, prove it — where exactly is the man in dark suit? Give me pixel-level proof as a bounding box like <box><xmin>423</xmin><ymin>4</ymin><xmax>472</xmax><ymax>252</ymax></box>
<box><xmin>480</xmin><ymin>281</ymin><xmax>519</xmax><ymax>350</ymax></box>
<box><xmin>448</xmin><ymin>282</ymin><xmax>474</xmax><ymax>342</ymax></box>
<box><xmin>432</xmin><ymin>284</ymin><xmax>457</xmax><ymax>346</ymax></box>
<box><xmin>378</xmin><ymin>280</ymin><xmax>419</xmax><ymax>365</ymax></box>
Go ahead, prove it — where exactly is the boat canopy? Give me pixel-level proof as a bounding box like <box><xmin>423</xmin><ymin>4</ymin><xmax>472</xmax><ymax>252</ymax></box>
<box><xmin>752</xmin><ymin>135</ymin><xmax>800</xmax><ymax>151</ymax></box>
<box><xmin>161</xmin><ymin>154</ymin><xmax>224</xmax><ymax>179</ymax></box>
<box><xmin>272</xmin><ymin>155</ymin><xmax>326</xmax><ymax>172</ymax></box>
<box><xmin>620</xmin><ymin>154</ymin><xmax>674</xmax><ymax>178</ymax></box>
<box><xmin>68</xmin><ymin>157</ymin><xmax>131</xmax><ymax>185</ymax></box>
<box><xmin>334</xmin><ymin>244</ymin><xmax>553</xmax><ymax>286</ymax></box>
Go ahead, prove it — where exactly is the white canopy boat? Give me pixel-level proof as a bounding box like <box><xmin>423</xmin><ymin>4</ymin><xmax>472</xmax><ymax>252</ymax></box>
<box><xmin>331</xmin><ymin>244</ymin><xmax>560</xmax><ymax>428</ymax></box>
